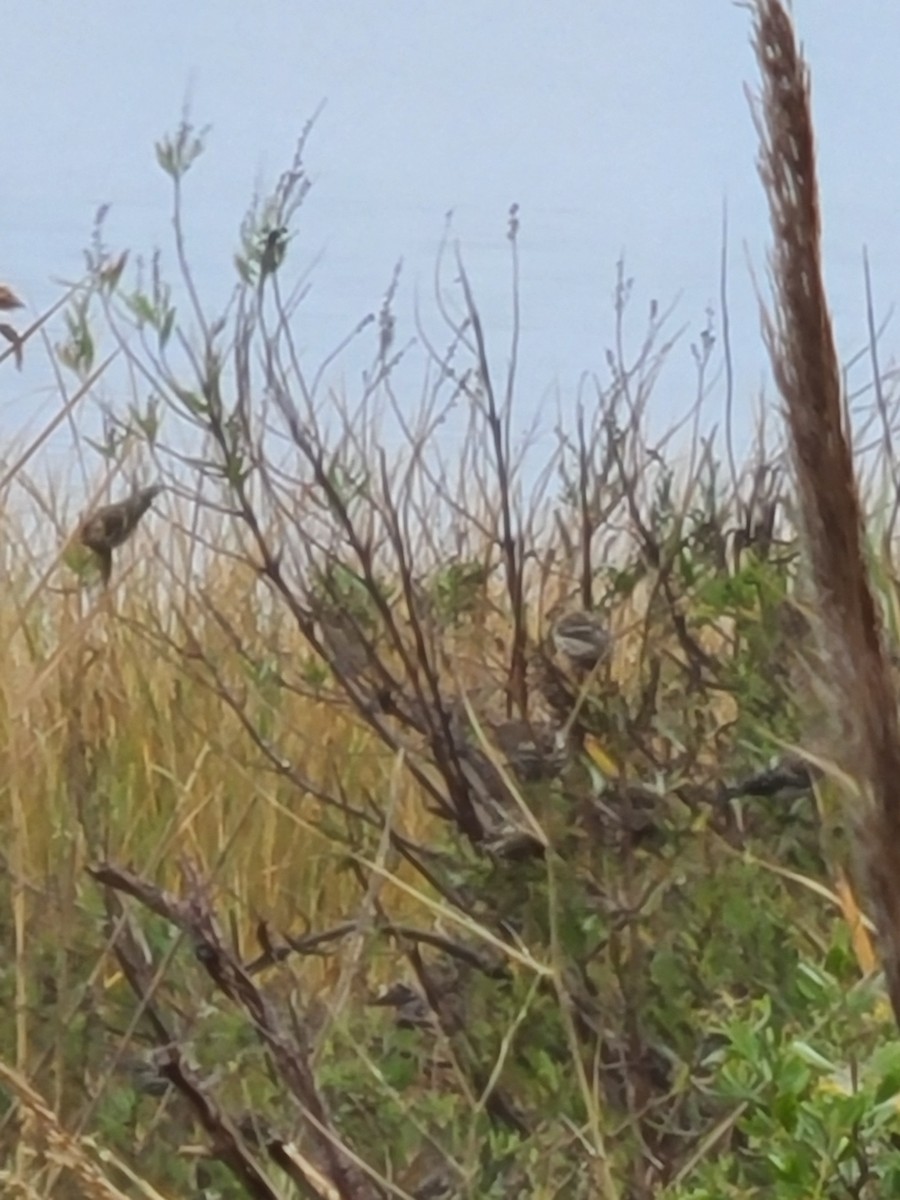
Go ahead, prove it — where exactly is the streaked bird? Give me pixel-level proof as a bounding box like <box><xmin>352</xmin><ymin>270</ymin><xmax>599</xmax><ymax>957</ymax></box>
<box><xmin>369</xmin><ymin>963</ymin><xmax>466</xmax><ymax>1033</ymax></box>
<box><xmin>410</xmin><ymin>1167</ymin><xmax>457</xmax><ymax>1199</ymax></box>
<box><xmin>0</xmin><ymin>284</ymin><xmax>23</xmax><ymax>310</ymax></box>
<box><xmin>79</xmin><ymin>484</ymin><xmax>162</xmax><ymax>583</ymax></box>
<box><xmin>316</xmin><ymin>610</ymin><xmax>372</xmax><ymax>680</ymax></box>
<box><xmin>720</xmin><ymin>752</ymin><xmax>820</xmax><ymax>803</ymax></box>
<box><xmin>369</xmin><ymin>981</ymin><xmax>434</xmax><ymax>1030</ymax></box>
<box><xmin>117</xmin><ymin>1053</ymin><xmax>172</xmax><ymax>1097</ymax></box>
<box><xmin>491</xmin><ymin>718</ymin><xmax>567</xmax><ymax>782</ymax></box>
<box><xmin>0</xmin><ymin>284</ymin><xmax>24</xmax><ymax>368</ymax></box>
<box><xmin>258</xmin><ymin>225</ymin><xmax>288</xmax><ymax>282</ymax></box>
<box><xmin>551</xmin><ymin>609</ymin><xmax>612</xmax><ymax>670</ymax></box>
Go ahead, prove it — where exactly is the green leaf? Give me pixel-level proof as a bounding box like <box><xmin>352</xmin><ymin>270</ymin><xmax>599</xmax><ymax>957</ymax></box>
<box><xmin>789</xmin><ymin>1040</ymin><xmax>836</xmax><ymax>1073</ymax></box>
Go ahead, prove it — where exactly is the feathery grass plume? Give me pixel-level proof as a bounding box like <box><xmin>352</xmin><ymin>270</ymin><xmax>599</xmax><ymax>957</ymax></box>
<box><xmin>752</xmin><ymin>0</ymin><xmax>900</xmax><ymax>1024</ymax></box>
<box><xmin>78</xmin><ymin>484</ymin><xmax>163</xmax><ymax>583</ymax></box>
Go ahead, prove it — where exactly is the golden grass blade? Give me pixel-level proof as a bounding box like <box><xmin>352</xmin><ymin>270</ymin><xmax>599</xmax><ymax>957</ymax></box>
<box><xmin>834</xmin><ymin>868</ymin><xmax>878</xmax><ymax>975</ymax></box>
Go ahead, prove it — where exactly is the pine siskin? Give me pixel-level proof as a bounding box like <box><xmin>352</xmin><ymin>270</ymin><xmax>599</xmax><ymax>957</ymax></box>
<box><xmin>369</xmin><ymin>961</ymin><xmax>466</xmax><ymax>1032</ymax></box>
<box><xmin>0</xmin><ymin>284</ymin><xmax>24</xmax><ymax>368</ymax></box>
<box><xmin>0</xmin><ymin>284</ymin><xmax>23</xmax><ymax>311</ymax></box>
<box><xmin>116</xmin><ymin>1053</ymin><xmax>172</xmax><ymax>1097</ymax></box>
<box><xmin>369</xmin><ymin>981</ymin><xmax>434</xmax><ymax>1030</ymax></box>
<box><xmin>720</xmin><ymin>752</ymin><xmax>819</xmax><ymax>803</ymax></box>
<box><xmin>491</xmin><ymin>718</ymin><xmax>567</xmax><ymax>782</ymax></box>
<box><xmin>79</xmin><ymin>485</ymin><xmax>162</xmax><ymax>583</ymax></box>
<box><xmin>551</xmin><ymin>609</ymin><xmax>612</xmax><ymax>670</ymax></box>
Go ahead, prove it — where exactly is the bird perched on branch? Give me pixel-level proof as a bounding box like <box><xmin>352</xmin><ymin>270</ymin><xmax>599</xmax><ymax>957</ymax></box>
<box><xmin>78</xmin><ymin>484</ymin><xmax>162</xmax><ymax>583</ymax></box>
<box><xmin>0</xmin><ymin>283</ymin><xmax>24</xmax><ymax>368</ymax></box>
<box><xmin>490</xmin><ymin>718</ymin><xmax>568</xmax><ymax>782</ymax></box>
<box><xmin>719</xmin><ymin>751</ymin><xmax>820</xmax><ymax>804</ymax></box>
<box><xmin>369</xmin><ymin>981</ymin><xmax>434</xmax><ymax>1030</ymax></box>
<box><xmin>0</xmin><ymin>284</ymin><xmax>23</xmax><ymax>311</ymax></box>
<box><xmin>116</xmin><ymin>1053</ymin><xmax>173</xmax><ymax>1097</ymax></box>
<box><xmin>551</xmin><ymin>609</ymin><xmax>612</xmax><ymax>671</ymax></box>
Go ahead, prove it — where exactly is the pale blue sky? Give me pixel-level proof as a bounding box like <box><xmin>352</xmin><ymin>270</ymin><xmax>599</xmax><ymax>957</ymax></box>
<box><xmin>2</xmin><ymin>2</ymin><xmax>898</xmax><ymax>473</ymax></box>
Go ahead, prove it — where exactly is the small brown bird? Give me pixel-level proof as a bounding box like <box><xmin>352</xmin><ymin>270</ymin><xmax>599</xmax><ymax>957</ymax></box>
<box><xmin>0</xmin><ymin>284</ymin><xmax>23</xmax><ymax>311</ymax></box>
<box><xmin>369</xmin><ymin>981</ymin><xmax>434</xmax><ymax>1030</ymax></box>
<box><xmin>720</xmin><ymin>751</ymin><xmax>820</xmax><ymax>803</ymax></box>
<box><xmin>551</xmin><ymin>609</ymin><xmax>612</xmax><ymax>670</ymax></box>
<box><xmin>79</xmin><ymin>485</ymin><xmax>162</xmax><ymax>583</ymax></box>
<box><xmin>369</xmin><ymin>963</ymin><xmax>466</xmax><ymax>1033</ymax></box>
<box><xmin>0</xmin><ymin>284</ymin><xmax>24</xmax><ymax>368</ymax></box>
<box><xmin>491</xmin><ymin>718</ymin><xmax>567</xmax><ymax>782</ymax></box>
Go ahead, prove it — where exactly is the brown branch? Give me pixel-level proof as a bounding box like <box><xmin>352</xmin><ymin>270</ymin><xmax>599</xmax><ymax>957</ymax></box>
<box><xmin>91</xmin><ymin>858</ymin><xmax>385</xmax><ymax>1200</ymax></box>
